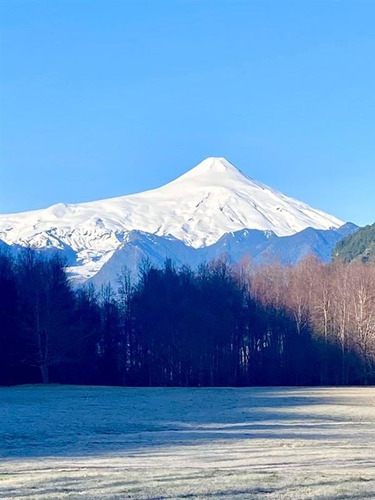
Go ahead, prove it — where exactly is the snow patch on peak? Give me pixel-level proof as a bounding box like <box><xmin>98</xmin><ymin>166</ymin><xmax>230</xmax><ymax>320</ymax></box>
<box><xmin>189</xmin><ymin>157</ymin><xmax>239</xmax><ymax>175</ymax></box>
<box><xmin>46</xmin><ymin>203</ymin><xmax>72</xmax><ymax>218</ymax></box>
<box><xmin>168</xmin><ymin>156</ymin><xmax>249</xmax><ymax>186</ymax></box>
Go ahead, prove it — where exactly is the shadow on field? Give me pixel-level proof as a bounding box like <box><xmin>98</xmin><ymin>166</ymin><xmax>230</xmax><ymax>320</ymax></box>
<box><xmin>0</xmin><ymin>385</ymin><xmax>368</xmax><ymax>459</ymax></box>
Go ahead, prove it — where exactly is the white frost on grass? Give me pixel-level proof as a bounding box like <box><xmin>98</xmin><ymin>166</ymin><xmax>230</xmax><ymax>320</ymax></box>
<box><xmin>0</xmin><ymin>386</ymin><xmax>374</xmax><ymax>499</ymax></box>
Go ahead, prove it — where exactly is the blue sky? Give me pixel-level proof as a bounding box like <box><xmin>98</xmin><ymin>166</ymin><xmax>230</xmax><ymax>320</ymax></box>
<box><xmin>1</xmin><ymin>0</ymin><xmax>374</xmax><ymax>226</ymax></box>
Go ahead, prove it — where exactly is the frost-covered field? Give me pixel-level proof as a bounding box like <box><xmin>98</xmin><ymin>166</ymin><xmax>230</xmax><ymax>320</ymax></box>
<box><xmin>1</xmin><ymin>386</ymin><xmax>374</xmax><ymax>499</ymax></box>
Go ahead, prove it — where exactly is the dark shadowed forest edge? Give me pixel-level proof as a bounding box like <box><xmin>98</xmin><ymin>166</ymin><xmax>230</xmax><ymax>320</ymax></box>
<box><xmin>1</xmin><ymin>248</ymin><xmax>374</xmax><ymax>387</ymax></box>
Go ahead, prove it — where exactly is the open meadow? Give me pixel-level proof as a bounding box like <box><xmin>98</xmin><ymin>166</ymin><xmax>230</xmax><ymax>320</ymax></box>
<box><xmin>1</xmin><ymin>386</ymin><xmax>374</xmax><ymax>499</ymax></box>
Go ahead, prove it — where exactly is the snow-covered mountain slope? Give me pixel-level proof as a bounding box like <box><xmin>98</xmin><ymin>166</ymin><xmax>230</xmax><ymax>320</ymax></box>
<box><xmin>0</xmin><ymin>157</ymin><xmax>344</xmax><ymax>281</ymax></box>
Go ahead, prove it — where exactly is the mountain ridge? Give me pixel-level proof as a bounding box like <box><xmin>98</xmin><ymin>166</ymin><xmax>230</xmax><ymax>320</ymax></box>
<box><xmin>89</xmin><ymin>223</ymin><xmax>357</xmax><ymax>288</ymax></box>
<box><xmin>0</xmin><ymin>157</ymin><xmax>345</xmax><ymax>281</ymax></box>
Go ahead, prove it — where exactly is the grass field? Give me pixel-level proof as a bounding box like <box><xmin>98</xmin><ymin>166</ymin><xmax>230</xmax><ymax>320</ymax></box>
<box><xmin>1</xmin><ymin>385</ymin><xmax>374</xmax><ymax>499</ymax></box>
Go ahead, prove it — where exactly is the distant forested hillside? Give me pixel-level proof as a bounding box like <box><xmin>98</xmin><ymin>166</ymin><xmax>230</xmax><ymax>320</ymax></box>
<box><xmin>334</xmin><ymin>223</ymin><xmax>375</xmax><ymax>263</ymax></box>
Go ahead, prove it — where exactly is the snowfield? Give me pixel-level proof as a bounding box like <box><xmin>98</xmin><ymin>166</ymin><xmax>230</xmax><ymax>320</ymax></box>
<box><xmin>1</xmin><ymin>386</ymin><xmax>374</xmax><ymax>499</ymax></box>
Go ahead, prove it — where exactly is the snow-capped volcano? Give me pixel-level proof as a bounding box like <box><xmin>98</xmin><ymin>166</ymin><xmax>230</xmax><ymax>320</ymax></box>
<box><xmin>0</xmin><ymin>157</ymin><xmax>344</xmax><ymax>280</ymax></box>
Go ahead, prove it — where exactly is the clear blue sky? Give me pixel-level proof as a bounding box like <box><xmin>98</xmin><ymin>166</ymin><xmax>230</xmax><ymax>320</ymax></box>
<box><xmin>1</xmin><ymin>0</ymin><xmax>374</xmax><ymax>226</ymax></box>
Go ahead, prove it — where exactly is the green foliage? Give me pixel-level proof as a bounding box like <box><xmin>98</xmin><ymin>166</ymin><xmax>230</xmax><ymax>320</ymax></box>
<box><xmin>333</xmin><ymin>223</ymin><xmax>375</xmax><ymax>263</ymax></box>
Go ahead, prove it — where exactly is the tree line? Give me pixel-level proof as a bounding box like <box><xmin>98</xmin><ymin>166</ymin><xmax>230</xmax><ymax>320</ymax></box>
<box><xmin>0</xmin><ymin>248</ymin><xmax>374</xmax><ymax>386</ymax></box>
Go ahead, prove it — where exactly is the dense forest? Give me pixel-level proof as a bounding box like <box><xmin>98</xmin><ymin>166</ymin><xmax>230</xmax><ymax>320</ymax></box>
<box><xmin>334</xmin><ymin>222</ymin><xmax>375</xmax><ymax>263</ymax></box>
<box><xmin>0</xmin><ymin>248</ymin><xmax>374</xmax><ymax>387</ymax></box>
